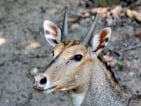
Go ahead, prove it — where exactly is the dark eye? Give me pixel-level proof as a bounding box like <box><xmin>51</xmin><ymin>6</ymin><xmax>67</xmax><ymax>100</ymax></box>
<box><xmin>72</xmin><ymin>54</ymin><xmax>83</xmax><ymax>62</ymax></box>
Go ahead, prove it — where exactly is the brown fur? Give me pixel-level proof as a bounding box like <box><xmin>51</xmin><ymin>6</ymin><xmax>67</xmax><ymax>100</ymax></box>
<box><xmin>34</xmin><ymin>40</ymin><xmax>141</xmax><ymax>106</ymax></box>
<box><xmin>44</xmin><ymin>40</ymin><xmax>92</xmax><ymax>93</ymax></box>
<box><xmin>52</xmin><ymin>40</ymin><xmax>128</xmax><ymax>95</ymax></box>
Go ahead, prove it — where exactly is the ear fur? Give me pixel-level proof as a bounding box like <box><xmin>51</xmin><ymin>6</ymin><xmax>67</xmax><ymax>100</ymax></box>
<box><xmin>92</xmin><ymin>27</ymin><xmax>111</xmax><ymax>54</ymax></box>
<box><xmin>43</xmin><ymin>20</ymin><xmax>61</xmax><ymax>47</ymax></box>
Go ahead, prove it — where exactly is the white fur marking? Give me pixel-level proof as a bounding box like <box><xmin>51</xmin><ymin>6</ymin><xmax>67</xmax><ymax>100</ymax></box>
<box><xmin>92</xmin><ymin>33</ymin><xmax>100</xmax><ymax>51</ymax></box>
<box><xmin>70</xmin><ymin>92</ymin><xmax>86</xmax><ymax>106</ymax></box>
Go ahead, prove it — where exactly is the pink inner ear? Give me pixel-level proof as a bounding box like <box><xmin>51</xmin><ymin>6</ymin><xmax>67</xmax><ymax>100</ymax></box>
<box><xmin>94</xmin><ymin>30</ymin><xmax>108</xmax><ymax>52</ymax></box>
<box><xmin>43</xmin><ymin>20</ymin><xmax>61</xmax><ymax>47</ymax></box>
<box><xmin>99</xmin><ymin>30</ymin><xmax>107</xmax><ymax>45</ymax></box>
<box><xmin>44</xmin><ymin>20</ymin><xmax>60</xmax><ymax>39</ymax></box>
<box><xmin>48</xmin><ymin>25</ymin><xmax>57</xmax><ymax>38</ymax></box>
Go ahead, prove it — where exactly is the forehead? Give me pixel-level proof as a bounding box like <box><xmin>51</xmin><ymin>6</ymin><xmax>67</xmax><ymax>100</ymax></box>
<box><xmin>54</xmin><ymin>40</ymin><xmax>87</xmax><ymax>55</ymax></box>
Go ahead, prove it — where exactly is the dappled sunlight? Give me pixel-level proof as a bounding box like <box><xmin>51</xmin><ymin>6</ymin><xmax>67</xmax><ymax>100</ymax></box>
<box><xmin>0</xmin><ymin>31</ymin><xmax>7</xmax><ymax>46</ymax></box>
<box><xmin>0</xmin><ymin>37</ymin><xmax>7</xmax><ymax>46</ymax></box>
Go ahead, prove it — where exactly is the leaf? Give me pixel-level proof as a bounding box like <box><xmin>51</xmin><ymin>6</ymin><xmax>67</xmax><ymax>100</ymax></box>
<box><xmin>126</xmin><ymin>9</ymin><xmax>141</xmax><ymax>22</ymax></box>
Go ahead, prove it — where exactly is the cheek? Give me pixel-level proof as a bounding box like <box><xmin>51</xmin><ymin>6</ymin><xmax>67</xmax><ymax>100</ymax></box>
<box><xmin>48</xmin><ymin>70</ymin><xmax>63</xmax><ymax>82</ymax></box>
<box><xmin>47</xmin><ymin>65</ymin><xmax>66</xmax><ymax>82</ymax></box>
<box><xmin>51</xmin><ymin>65</ymin><xmax>83</xmax><ymax>90</ymax></box>
<box><xmin>47</xmin><ymin>61</ymin><xmax>82</xmax><ymax>85</ymax></box>
<box><xmin>62</xmin><ymin>65</ymin><xmax>81</xmax><ymax>83</ymax></box>
<box><xmin>64</xmin><ymin>62</ymin><xmax>88</xmax><ymax>82</ymax></box>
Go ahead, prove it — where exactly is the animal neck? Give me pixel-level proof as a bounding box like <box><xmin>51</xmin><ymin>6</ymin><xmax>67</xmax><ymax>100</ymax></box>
<box><xmin>81</xmin><ymin>58</ymin><xmax>131</xmax><ymax>106</ymax></box>
<box><xmin>70</xmin><ymin>57</ymin><xmax>131</xmax><ymax>106</ymax></box>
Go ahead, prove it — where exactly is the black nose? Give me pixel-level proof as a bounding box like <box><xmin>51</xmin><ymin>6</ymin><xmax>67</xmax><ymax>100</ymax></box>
<box><xmin>40</xmin><ymin>77</ymin><xmax>47</xmax><ymax>84</ymax></box>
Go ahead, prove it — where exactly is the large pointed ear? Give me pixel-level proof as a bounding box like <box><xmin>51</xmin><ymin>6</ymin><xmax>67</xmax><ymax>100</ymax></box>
<box><xmin>43</xmin><ymin>20</ymin><xmax>61</xmax><ymax>47</ymax></box>
<box><xmin>92</xmin><ymin>27</ymin><xmax>111</xmax><ymax>54</ymax></box>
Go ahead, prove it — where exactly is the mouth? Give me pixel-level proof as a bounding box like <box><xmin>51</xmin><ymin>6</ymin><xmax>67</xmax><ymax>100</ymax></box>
<box><xmin>33</xmin><ymin>85</ymin><xmax>57</xmax><ymax>94</ymax></box>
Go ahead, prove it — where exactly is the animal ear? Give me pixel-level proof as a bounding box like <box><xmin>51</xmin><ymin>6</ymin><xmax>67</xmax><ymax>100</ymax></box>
<box><xmin>43</xmin><ymin>20</ymin><xmax>61</xmax><ymax>47</ymax></box>
<box><xmin>92</xmin><ymin>27</ymin><xmax>111</xmax><ymax>54</ymax></box>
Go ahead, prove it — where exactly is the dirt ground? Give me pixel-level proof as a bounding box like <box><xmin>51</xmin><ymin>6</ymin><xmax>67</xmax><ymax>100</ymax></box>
<box><xmin>0</xmin><ymin>0</ymin><xmax>141</xmax><ymax>106</ymax></box>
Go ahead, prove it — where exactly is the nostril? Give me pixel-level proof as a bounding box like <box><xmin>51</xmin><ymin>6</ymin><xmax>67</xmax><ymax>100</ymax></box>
<box><xmin>40</xmin><ymin>77</ymin><xmax>47</xmax><ymax>84</ymax></box>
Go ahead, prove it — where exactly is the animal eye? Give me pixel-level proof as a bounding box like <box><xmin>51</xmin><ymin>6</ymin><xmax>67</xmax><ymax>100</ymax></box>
<box><xmin>72</xmin><ymin>54</ymin><xmax>83</xmax><ymax>62</ymax></box>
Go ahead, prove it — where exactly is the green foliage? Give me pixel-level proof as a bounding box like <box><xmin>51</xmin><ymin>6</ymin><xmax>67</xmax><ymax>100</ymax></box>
<box><xmin>92</xmin><ymin>0</ymin><xmax>120</xmax><ymax>7</ymax></box>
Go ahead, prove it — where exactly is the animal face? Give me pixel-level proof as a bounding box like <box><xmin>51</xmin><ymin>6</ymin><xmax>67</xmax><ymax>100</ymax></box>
<box><xmin>33</xmin><ymin>8</ymin><xmax>111</xmax><ymax>93</ymax></box>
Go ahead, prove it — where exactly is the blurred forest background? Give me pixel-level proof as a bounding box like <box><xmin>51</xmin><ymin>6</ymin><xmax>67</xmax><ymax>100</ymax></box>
<box><xmin>0</xmin><ymin>0</ymin><xmax>141</xmax><ymax>106</ymax></box>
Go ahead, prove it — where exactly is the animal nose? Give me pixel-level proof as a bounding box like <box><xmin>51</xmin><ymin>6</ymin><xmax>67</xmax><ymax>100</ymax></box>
<box><xmin>40</xmin><ymin>77</ymin><xmax>47</xmax><ymax>85</ymax></box>
<box><xmin>33</xmin><ymin>74</ymin><xmax>48</xmax><ymax>90</ymax></box>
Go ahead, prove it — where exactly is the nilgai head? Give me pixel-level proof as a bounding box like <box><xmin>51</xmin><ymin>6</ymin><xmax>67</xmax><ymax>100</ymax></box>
<box><xmin>33</xmin><ymin>7</ymin><xmax>112</xmax><ymax>94</ymax></box>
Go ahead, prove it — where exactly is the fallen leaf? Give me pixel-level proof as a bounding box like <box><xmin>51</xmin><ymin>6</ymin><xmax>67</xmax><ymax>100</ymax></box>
<box><xmin>68</xmin><ymin>17</ymin><xmax>78</xmax><ymax>23</ymax></box>
<box><xmin>90</xmin><ymin>7</ymin><xmax>108</xmax><ymax>17</ymax></box>
<box><xmin>134</xmin><ymin>11</ymin><xmax>141</xmax><ymax>22</ymax></box>
<box><xmin>126</xmin><ymin>9</ymin><xmax>141</xmax><ymax>22</ymax></box>
<box><xmin>27</xmin><ymin>40</ymin><xmax>41</xmax><ymax>49</ymax></box>
<box><xmin>78</xmin><ymin>11</ymin><xmax>90</xmax><ymax>18</ymax></box>
<box><xmin>134</xmin><ymin>30</ymin><xmax>141</xmax><ymax>41</ymax></box>
<box><xmin>126</xmin><ymin>9</ymin><xmax>135</xmax><ymax>18</ymax></box>
<box><xmin>111</xmin><ymin>6</ymin><xmax>122</xmax><ymax>17</ymax></box>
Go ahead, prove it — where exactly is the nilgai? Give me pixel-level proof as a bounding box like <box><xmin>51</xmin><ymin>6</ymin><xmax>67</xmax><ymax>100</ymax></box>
<box><xmin>33</xmin><ymin>8</ymin><xmax>141</xmax><ymax>106</ymax></box>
